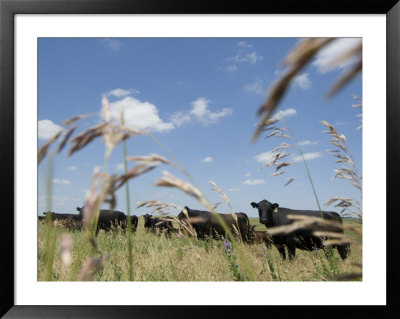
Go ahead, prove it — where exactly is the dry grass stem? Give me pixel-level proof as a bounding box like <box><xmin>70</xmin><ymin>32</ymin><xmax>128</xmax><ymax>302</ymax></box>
<box><xmin>68</xmin><ymin>123</ymin><xmax>107</xmax><ymax>157</ymax></box>
<box><xmin>127</xmin><ymin>153</ymin><xmax>171</xmax><ymax>166</ymax></box>
<box><xmin>82</xmin><ymin>169</ymin><xmax>102</xmax><ymax>226</ymax></box>
<box><xmin>111</xmin><ymin>164</ymin><xmax>156</xmax><ymax>192</ymax></box>
<box><xmin>155</xmin><ymin>171</ymin><xmax>211</xmax><ymax>210</ymax></box>
<box><xmin>327</xmin><ymin>60</ymin><xmax>362</xmax><ymax>98</ymax></box>
<box><xmin>210</xmin><ymin>181</ymin><xmax>234</xmax><ymax>213</ymax></box>
<box><xmin>284</xmin><ymin>177</ymin><xmax>295</xmax><ymax>186</ymax></box>
<box><xmin>271</xmin><ymin>143</ymin><xmax>292</xmax><ymax>153</ymax></box>
<box><xmin>62</xmin><ymin>113</ymin><xmax>95</xmax><ymax>126</ymax></box>
<box><xmin>60</xmin><ymin>234</ymin><xmax>73</xmax><ymax>268</ymax></box>
<box><xmin>38</xmin><ymin>130</ymin><xmax>63</xmax><ymax>164</ymax></box>
<box><xmin>321</xmin><ymin>120</ymin><xmax>362</xmax><ymax>217</ymax></box>
<box><xmin>76</xmin><ymin>254</ymin><xmax>110</xmax><ymax>281</ymax></box>
<box><xmin>56</xmin><ymin>125</ymin><xmax>77</xmax><ymax>154</ymax></box>
<box><xmin>252</xmin><ymin>38</ymin><xmax>334</xmax><ymax>141</ymax></box>
<box><xmin>213</xmin><ymin>202</ymin><xmax>222</xmax><ymax>209</ymax></box>
<box><xmin>268</xmin><ymin>214</ymin><xmax>347</xmax><ymax>236</ymax></box>
<box><xmin>136</xmin><ymin>199</ymin><xmax>182</xmax><ymax>213</ymax></box>
<box><xmin>271</xmin><ymin>171</ymin><xmax>286</xmax><ymax>177</ymax></box>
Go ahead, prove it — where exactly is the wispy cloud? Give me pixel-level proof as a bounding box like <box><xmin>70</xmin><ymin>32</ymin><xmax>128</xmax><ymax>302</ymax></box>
<box><xmin>244</xmin><ymin>79</ymin><xmax>265</xmax><ymax>95</ymax></box>
<box><xmin>170</xmin><ymin>111</ymin><xmax>192</xmax><ymax>127</ymax></box>
<box><xmin>312</xmin><ymin>38</ymin><xmax>362</xmax><ymax>73</ymax></box>
<box><xmin>226</xmin><ymin>51</ymin><xmax>263</xmax><ymax>65</ymax></box>
<box><xmin>224</xmin><ymin>64</ymin><xmax>238</xmax><ymax>73</ymax></box>
<box><xmin>172</xmin><ymin>97</ymin><xmax>233</xmax><ymax>127</ymax></box>
<box><xmin>292</xmin><ymin>152</ymin><xmax>322</xmax><ymax>163</ymax></box>
<box><xmin>254</xmin><ymin>151</ymin><xmax>275</xmax><ymax>164</ymax></box>
<box><xmin>245</xmin><ymin>172</ymin><xmax>251</xmax><ymax>177</ymax></box>
<box><xmin>274</xmin><ymin>108</ymin><xmax>297</xmax><ymax>120</ymax></box>
<box><xmin>243</xmin><ymin>179</ymin><xmax>265</xmax><ymax>185</ymax></box>
<box><xmin>107</xmin><ymin>88</ymin><xmax>139</xmax><ymax>98</ymax></box>
<box><xmin>115</xmin><ymin>163</ymin><xmax>125</xmax><ymax>171</ymax></box>
<box><xmin>237</xmin><ymin>41</ymin><xmax>253</xmax><ymax>49</ymax></box>
<box><xmin>228</xmin><ymin>187</ymin><xmax>240</xmax><ymax>192</ymax></box>
<box><xmin>293</xmin><ymin>73</ymin><xmax>311</xmax><ymax>89</ymax></box>
<box><xmin>202</xmin><ymin>156</ymin><xmax>213</xmax><ymax>163</ymax></box>
<box><xmin>107</xmin><ymin>96</ymin><xmax>174</xmax><ymax>132</ymax></box>
<box><xmin>190</xmin><ymin>98</ymin><xmax>233</xmax><ymax>125</ymax></box>
<box><xmin>53</xmin><ymin>178</ymin><xmax>71</xmax><ymax>185</ymax></box>
<box><xmin>68</xmin><ymin>166</ymin><xmax>77</xmax><ymax>171</ymax></box>
<box><xmin>38</xmin><ymin>119</ymin><xmax>62</xmax><ymax>140</ymax></box>
<box><xmin>297</xmin><ymin>140</ymin><xmax>319</xmax><ymax>146</ymax></box>
<box><xmin>103</xmin><ymin>38</ymin><xmax>124</xmax><ymax>50</ymax></box>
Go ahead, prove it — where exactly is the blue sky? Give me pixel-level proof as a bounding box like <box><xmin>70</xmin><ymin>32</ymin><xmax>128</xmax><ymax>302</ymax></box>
<box><xmin>38</xmin><ymin>38</ymin><xmax>362</xmax><ymax>218</ymax></box>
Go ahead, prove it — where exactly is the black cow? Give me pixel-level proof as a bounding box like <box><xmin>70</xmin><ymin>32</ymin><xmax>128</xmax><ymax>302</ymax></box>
<box><xmin>130</xmin><ymin>215</ymin><xmax>138</xmax><ymax>232</ymax></box>
<box><xmin>41</xmin><ymin>211</ymin><xmax>80</xmax><ymax>221</ymax></box>
<box><xmin>250</xmin><ymin>199</ymin><xmax>350</xmax><ymax>260</ymax></box>
<box><xmin>248</xmin><ymin>225</ymin><xmax>273</xmax><ymax>247</ymax></box>
<box><xmin>177</xmin><ymin>206</ymin><xmax>251</xmax><ymax>241</ymax></box>
<box><xmin>143</xmin><ymin>214</ymin><xmax>174</xmax><ymax>234</ymax></box>
<box><xmin>76</xmin><ymin>207</ymin><xmax>127</xmax><ymax>234</ymax></box>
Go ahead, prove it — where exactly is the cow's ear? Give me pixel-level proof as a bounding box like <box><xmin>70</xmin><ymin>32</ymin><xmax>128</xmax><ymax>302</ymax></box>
<box><xmin>251</xmin><ymin>202</ymin><xmax>258</xmax><ymax>208</ymax></box>
<box><xmin>272</xmin><ymin>203</ymin><xmax>279</xmax><ymax>212</ymax></box>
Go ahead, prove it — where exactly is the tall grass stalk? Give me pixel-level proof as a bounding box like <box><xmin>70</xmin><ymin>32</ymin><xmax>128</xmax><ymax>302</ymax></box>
<box><xmin>121</xmin><ymin>111</ymin><xmax>134</xmax><ymax>281</ymax></box>
<box><xmin>44</xmin><ymin>153</ymin><xmax>56</xmax><ymax>281</ymax></box>
<box><xmin>281</xmin><ymin>120</ymin><xmax>324</xmax><ymax>217</ymax></box>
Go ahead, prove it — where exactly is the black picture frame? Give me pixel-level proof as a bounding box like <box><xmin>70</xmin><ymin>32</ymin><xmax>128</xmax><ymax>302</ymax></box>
<box><xmin>1</xmin><ymin>0</ymin><xmax>399</xmax><ymax>317</ymax></box>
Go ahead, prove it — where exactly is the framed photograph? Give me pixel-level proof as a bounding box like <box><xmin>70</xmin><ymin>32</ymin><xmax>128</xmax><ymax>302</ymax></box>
<box><xmin>1</xmin><ymin>0</ymin><xmax>398</xmax><ymax>317</ymax></box>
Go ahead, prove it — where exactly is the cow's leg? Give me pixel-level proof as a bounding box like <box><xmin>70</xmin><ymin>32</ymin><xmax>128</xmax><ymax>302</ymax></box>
<box><xmin>337</xmin><ymin>244</ymin><xmax>350</xmax><ymax>260</ymax></box>
<box><xmin>287</xmin><ymin>244</ymin><xmax>296</xmax><ymax>260</ymax></box>
<box><xmin>276</xmin><ymin>245</ymin><xmax>286</xmax><ymax>260</ymax></box>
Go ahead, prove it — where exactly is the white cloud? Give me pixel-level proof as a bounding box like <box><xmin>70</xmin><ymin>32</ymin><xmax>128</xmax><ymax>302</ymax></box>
<box><xmin>293</xmin><ymin>73</ymin><xmax>311</xmax><ymax>89</ymax></box>
<box><xmin>68</xmin><ymin>166</ymin><xmax>77</xmax><ymax>171</ymax></box>
<box><xmin>228</xmin><ymin>188</ymin><xmax>240</xmax><ymax>192</ymax></box>
<box><xmin>298</xmin><ymin>140</ymin><xmax>319</xmax><ymax>146</ymax></box>
<box><xmin>103</xmin><ymin>38</ymin><xmax>124</xmax><ymax>50</ymax></box>
<box><xmin>245</xmin><ymin>172</ymin><xmax>251</xmax><ymax>177</ymax></box>
<box><xmin>53</xmin><ymin>178</ymin><xmax>71</xmax><ymax>185</ymax></box>
<box><xmin>171</xmin><ymin>111</ymin><xmax>192</xmax><ymax>127</ymax></box>
<box><xmin>312</xmin><ymin>38</ymin><xmax>362</xmax><ymax>73</ymax></box>
<box><xmin>115</xmin><ymin>163</ymin><xmax>125</xmax><ymax>171</ymax></box>
<box><xmin>93</xmin><ymin>165</ymin><xmax>102</xmax><ymax>172</ymax></box>
<box><xmin>274</xmin><ymin>108</ymin><xmax>297</xmax><ymax>120</ymax></box>
<box><xmin>189</xmin><ymin>97</ymin><xmax>233</xmax><ymax>125</ymax></box>
<box><xmin>38</xmin><ymin>119</ymin><xmax>62</xmax><ymax>140</ymax></box>
<box><xmin>171</xmin><ymin>98</ymin><xmax>233</xmax><ymax>127</ymax></box>
<box><xmin>237</xmin><ymin>41</ymin><xmax>253</xmax><ymax>49</ymax></box>
<box><xmin>254</xmin><ymin>151</ymin><xmax>275</xmax><ymax>164</ymax></box>
<box><xmin>226</xmin><ymin>51</ymin><xmax>263</xmax><ymax>65</ymax></box>
<box><xmin>202</xmin><ymin>156</ymin><xmax>213</xmax><ymax>163</ymax></box>
<box><xmin>224</xmin><ymin>64</ymin><xmax>237</xmax><ymax>73</ymax></box>
<box><xmin>244</xmin><ymin>79</ymin><xmax>265</xmax><ymax>95</ymax></box>
<box><xmin>107</xmin><ymin>88</ymin><xmax>137</xmax><ymax>98</ymax></box>
<box><xmin>243</xmin><ymin>179</ymin><xmax>265</xmax><ymax>185</ymax></box>
<box><xmin>108</xmin><ymin>96</ymin><xmax>174</xmax><ymax>132</ymax></box>
<box><xmin>292</xmin><ymin>152</ymin><xmax>322</xmax><ymax>163</ymax></box>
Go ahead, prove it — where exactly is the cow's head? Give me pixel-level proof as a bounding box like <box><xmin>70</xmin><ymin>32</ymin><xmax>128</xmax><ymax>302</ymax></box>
<box><xmin>250</xmin><ymin>200</ymin><xmax>279</xmax><ymax>225</ymax></box>
<box><xmin>177</xmin><ymin>206</ymin><xmax>190</xmax><ymax>221</ymax></box>
<box><xmin>76</xmin><ymin>207</ymin><xmax>84</xmax><ymax>217</ymax></box>
<box><xmin>143</xmin><ymin>214</ymin><xmax>153</xmax><ymax>228</ymax></box>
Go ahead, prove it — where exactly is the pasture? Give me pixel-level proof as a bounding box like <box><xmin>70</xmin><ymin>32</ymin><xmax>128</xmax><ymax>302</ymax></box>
<box><xmin>37</xmin><ymin>217</ymin><xmax>362</xmax><ymax>281</ymax></box>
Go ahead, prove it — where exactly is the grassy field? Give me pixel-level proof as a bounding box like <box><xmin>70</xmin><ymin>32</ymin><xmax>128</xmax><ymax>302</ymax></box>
<box><xmin>38</xmin><ymin>217</ymin><xmax>362</xmax><ymax>281</ymax></box>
